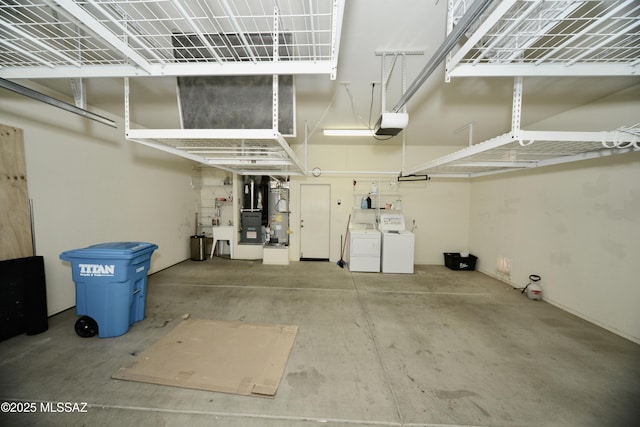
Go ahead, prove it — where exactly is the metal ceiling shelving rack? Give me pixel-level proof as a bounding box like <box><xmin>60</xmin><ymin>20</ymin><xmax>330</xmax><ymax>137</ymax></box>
<box><xmin>0</xmin><ymin>0</ymin><xmax>344</xmax><ymax>79</ymax></box>
<box><xmin>408</xmin><ymin>0</ymin><xmax>640</xmax><ymax>178</ymax></box>
<box><xmin>446</xmin><ymin>0</ymin><xmax>640</xmax><ymax>78</ymax></box>
<box><xmin>406</xmin><ymin>126</ymin><xmax>640</xmax><ymax>178</ymax></box>
<box><xmin>125</xmin><ymin>73</ymin><xmax>307</xmax><ymax>176</ymax></box>
<box><xmin>0</xmin><ymin>0</ymin><xmax>345</xmax><ymax>176</ymax></box>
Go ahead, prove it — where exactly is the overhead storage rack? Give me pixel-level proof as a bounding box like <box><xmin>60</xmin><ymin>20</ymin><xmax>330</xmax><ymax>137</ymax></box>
<box><xmin>0</xmin><ymin>0</ymin><xmax>344</xmax><ymax>176</ymax></box>
<box><xmin>124</xmin><ymin>74</ymin><xmax>306</xmax><ymax>176</ymax></box>
<box><xmin>409</xmin><ymin>0</ymin><xmax>640</xmax><ymax>179</ymax></box>
<box><xmin>126</xmin><ymin>128</ymin><xmax>306</xmax><ymax>176</ymax></box>
<box><xmin>406</xmin><ymin>126</ymin><xmax>640</xmax><ymax>178</ymax></box>
<box><xmin>446</xmin><ymin>0</ymin><xmax>640</xmax><ymax>79</ymax></box>
<box><xmin>0</xmin><ymin>0</ymin><xmax>345</xmax><ymax>79</ymax></box>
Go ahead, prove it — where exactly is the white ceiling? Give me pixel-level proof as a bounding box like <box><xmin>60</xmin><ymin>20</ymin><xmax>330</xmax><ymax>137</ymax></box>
<box><xmin>3</xmin><ymin>0</ymin><xmax>640</xmax><ymax>152</ymax></box>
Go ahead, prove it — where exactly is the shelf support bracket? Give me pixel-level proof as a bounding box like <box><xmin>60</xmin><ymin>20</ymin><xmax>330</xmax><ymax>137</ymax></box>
<box><xmin>70</xmin><ymin>78</ymin><xmax>86</xmax><ymax>109</ymax></box>
<box><xmin>511</xmin><ymin>76</ymin><xmax>523</xmax><ymax>137</ymax></box>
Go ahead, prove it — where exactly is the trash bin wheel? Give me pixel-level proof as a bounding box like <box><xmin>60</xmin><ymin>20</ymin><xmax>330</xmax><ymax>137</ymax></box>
<box><xmin>75</xmin><ymin>316</ymin><xmax>98</xmax><ymax>338</ymax></box>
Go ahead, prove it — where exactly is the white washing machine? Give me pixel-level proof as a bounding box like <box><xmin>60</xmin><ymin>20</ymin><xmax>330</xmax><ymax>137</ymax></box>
<box><xmin>348</xmin><ymin>223</ymin><xmax>381</xmax><ymax>272</ymax></box>
<box><xmin>379</xmin><ymin>213</ymin><xmax>415</xmax><ymax>274</ymax></box>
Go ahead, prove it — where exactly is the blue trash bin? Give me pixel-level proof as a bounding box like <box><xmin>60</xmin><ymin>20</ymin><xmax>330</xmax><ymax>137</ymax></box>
<box><xmin>60</xmin><ymin>242</ymin><xmax>158</xmax><ymax>338</ymax></box>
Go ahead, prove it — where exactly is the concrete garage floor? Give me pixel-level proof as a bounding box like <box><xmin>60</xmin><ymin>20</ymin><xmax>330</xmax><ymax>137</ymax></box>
<box><xmin>1</xmin><ymin>258</ymin><xmax>639</xmax><ymax>427</ymax></box>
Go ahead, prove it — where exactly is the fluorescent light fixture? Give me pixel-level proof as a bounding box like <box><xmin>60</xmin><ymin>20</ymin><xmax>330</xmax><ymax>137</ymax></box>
<box><xmin>323</xmin><ymin>129</ymin><xmax>374</xmax><ymax>137</ymax></box>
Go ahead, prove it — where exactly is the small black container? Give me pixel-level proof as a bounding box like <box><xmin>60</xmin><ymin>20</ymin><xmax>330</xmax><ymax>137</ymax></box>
<box><xmin>190</xmin><ymin>235</ymin><xmax>207</xmax><ymax>261</ymax></box>
<box><xmin>443</xmin><ymin>253</ymin><xmax>477</xmax><ymax>271</ymax></box>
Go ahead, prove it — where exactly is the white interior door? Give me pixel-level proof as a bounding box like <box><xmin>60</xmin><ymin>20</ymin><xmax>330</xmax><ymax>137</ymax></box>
<box><xmin>300</xmin><ymin>184</ymin><xmax>330</xmax><ymax>260</ymax></box>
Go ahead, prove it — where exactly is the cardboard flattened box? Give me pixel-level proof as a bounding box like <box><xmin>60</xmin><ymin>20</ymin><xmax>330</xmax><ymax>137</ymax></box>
<box><xmin>111</xmin><ymin>318</ymin><xmax>298</xmax><ymax>397</ymax></box>
<box><xmin>443</xmin><ymin>253</ymin><xmax>477</xmax><ymax>271</ymax></box>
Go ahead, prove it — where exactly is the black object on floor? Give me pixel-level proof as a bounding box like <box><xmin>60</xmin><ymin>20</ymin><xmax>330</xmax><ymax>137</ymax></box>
<box><xmin>0</xmin><ymin>256</ymin><xmax>48</xmax><ymax>342</ymax></box>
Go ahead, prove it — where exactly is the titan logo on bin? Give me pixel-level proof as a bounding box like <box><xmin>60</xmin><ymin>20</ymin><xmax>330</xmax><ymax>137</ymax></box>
<box><xmin>78</xmin><ymin>263</ymin><xmax>116</xmax><ymax>277</ymax></box>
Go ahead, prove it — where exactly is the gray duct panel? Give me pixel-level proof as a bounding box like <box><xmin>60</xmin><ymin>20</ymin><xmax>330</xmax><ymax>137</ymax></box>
<box><xmin>177</xmin><ymin>75</ymin><xmax>295</xmax><ymax>136</ymax></box>
<box><xmin>173</xmin><ymin>32</ymin><xmax>296</xmax><ymax>136</ymax></box>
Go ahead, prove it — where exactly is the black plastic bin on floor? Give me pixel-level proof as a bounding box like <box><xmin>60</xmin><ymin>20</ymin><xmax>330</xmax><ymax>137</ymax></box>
<box><xmin>443</xmin><ymin>252</ymin><xmax>477</xmax><ymax>271</ymax></box>
<box><xmin>60</xmin><ymin>242</ymin><xmax>158</xmax><ymax>338</ymax></box>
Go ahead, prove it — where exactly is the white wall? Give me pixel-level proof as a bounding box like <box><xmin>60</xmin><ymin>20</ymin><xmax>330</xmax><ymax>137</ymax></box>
<box><xmin>470</xmin><ymin>154</ymin><xmax>640</xmax><ymax>343</ymax></box>
<box><xmin>287</xmin><ymin>143</ymin><xmax>470</xmax><ymax>264</ymax></box>
<box><xmin>191</xmin><ymin>143</ymin><xmax>464</xmax><ymax>265</ymax></box>
<box><xmin>1</xmin><ymin>85</ymin><xmax>197</xmax><ymax>315</ymax></box>
<box><xmin>468</xmin><ymin>83</ymin><xmax>640</xmax><ymax>343</ymax></box>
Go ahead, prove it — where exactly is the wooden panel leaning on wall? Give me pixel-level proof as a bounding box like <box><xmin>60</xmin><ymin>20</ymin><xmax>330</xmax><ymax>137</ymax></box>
<box><xmin>0</xmin><ymin>124</ymin><xmax>34</xmax><ymax>260</ymax></box>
